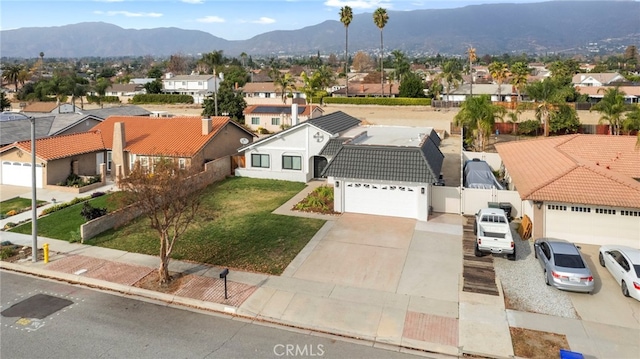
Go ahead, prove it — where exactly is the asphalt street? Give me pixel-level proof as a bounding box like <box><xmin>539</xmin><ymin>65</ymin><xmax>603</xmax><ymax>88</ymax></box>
<box><xmin>0</xmin><ymin>271</ymin><xmax>430</xmax><ymax>359</ymax></box>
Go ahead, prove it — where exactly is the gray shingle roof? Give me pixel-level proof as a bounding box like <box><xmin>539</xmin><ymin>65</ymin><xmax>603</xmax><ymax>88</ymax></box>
<box><xmin>319</xmin><ymin>137</ymin><xmax>346</xmax><ymax>157</ymax></box>
<box><xmin>82</xmin><ymin>105</ymin><xmax>151</xmax><ymax>119</ymax></box>
<box><xmin>307</xmin><ymin>111</ymin><xmax>361</xmax><ymax>135</ymax></box>
<box><xmin>323</xmin><ymin>135</ymin><xmax>444</xmax><ymax>184</ymax></box>
<box><xmin>0</xmin><ymin>116</ymin><xmax>54</xmax><ymax>146</ymax></box>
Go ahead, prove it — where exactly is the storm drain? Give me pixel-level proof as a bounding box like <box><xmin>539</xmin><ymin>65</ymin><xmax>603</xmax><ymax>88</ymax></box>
<box><xmin>1</xmin><ymin>293</ymin><xmax>73</xmax><ymax>319</ymax></box>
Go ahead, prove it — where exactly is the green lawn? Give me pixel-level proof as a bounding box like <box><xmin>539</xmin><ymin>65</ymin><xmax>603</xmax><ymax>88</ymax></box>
<box><xmin>10</xmin><ymin>194</ymin><xmax>118</xmax><ymax>241</ymax></box>
<box><xmin>87</xmin><ymin>177</ymin><xmax>326</xmax><ymax>275</ymax></box>
<box><xmin>1</xmin><ymin>197</ymin><xmax>46</xmax><ymax>216</ymax></box>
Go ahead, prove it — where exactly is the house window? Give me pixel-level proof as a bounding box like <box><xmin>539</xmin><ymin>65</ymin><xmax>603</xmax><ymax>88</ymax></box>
<box><xmin>547</xmin><ymin>205</ymin><xmax>567</xmax><ymax>211</ymax></box>
<box><xmin>106</xmin><ymin>151</ymin><xmax>112</xmax><ymax>171</ymax></box>
<box><xmin>282</xmin><ymin>155</ymin><xmax>301</xmax><ymax>170</ymax></box>
<box><xmin>140</xmin><ymin>156</ymin><xmax>149</xmax><ymax>171</ymax></box>
<box><xmin>271</xmin><ymin>118</ymin><xmax>280</xmax><ymax>126</ymax></box>
<box><xmin>251</xmin><ymin>117</ymin><xmax>260</xmax><ymax>125</ymax></box>
<box><xmin>178</xmin><ymin>158</ymin><xmax>186</xmax><ymax>170</ymax></box>
<box><xmin>251</xmin><ymin>154</ymin><xmax>270</xmax><ymax>168</ymax></box>
<box><xmin>571</xmin><ymin>206</ymin><xmax>591</xmax><ymax>213</ymax></box>
<box><xmin>621</xmin><ymin>210</ymin><xmax>639</xmax><ymax>216</ymax></box>
<box><xmin>595</xmin><ymin>208</ymin><xmax>616</xmax><ymax>215</ymax></box>
<box><xmin>198</xmin><ymin>81</ymin><xmax>203</xmax><ymax>86</ymax></box>
<box><xmin>182</xmin><ymin>81</ymin><xmax>187</xmax><ymax>86</ymax></box>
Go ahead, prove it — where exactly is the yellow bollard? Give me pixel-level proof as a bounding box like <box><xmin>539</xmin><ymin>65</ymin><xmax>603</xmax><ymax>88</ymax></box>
<box><xmin>43</xmin><ymin>243</ymin><xmax>49</xmax><ymax>264</ymax></box>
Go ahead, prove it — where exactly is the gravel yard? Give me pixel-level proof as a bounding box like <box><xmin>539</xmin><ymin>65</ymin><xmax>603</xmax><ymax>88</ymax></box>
<box><xmin>493</xmin><ymin>221</ymin><xmax>579</xmax><ymax>319</ymax></box>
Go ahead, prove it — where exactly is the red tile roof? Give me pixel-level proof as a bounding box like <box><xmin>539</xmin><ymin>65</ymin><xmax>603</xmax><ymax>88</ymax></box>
<box><xmin>496</xmin><ymin>135</ymin><xmax>640</xmax><ymax>208</ymax></box>
<box><xmin>10</xmin><ymin>131</ymin><xmax>105</xmax><ymax>160</ymax></box>
<box><xmin>94</xmin><ymin>116</ymin><xmax>231</xmax><ymax>157</ymax></box>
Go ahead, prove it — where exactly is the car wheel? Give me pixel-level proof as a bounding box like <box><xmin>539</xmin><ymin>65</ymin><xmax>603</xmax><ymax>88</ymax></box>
<box><xmin>598</xmin><ymin>252</ymin><xmax>605</xmax><ymax>267</ymax></box>
<box><xmin>544</xmin><ymin>270</ymin><xmax>550</xmax><ymax>286</ymax></box>
<box><xmin>507</xmin><ymin>249</ymin><xmax>516</xmax><ymax>261</ymax></box>
<box><xmin>474</xmin><ymin>243</ymin><xmax>483</xmax><ymax>257</ymax></box>
<box><xmin>622</xmin><ymin>281</ymin><xmax>630</xmax><ymax>297</ymax></box>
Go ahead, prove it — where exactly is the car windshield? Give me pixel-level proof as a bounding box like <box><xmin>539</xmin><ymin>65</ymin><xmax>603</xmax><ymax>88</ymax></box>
<box><xmin>634</xmin><ymin>265</ymin><xmax>640</xmax><ymax>278</ymax></box>
<box><xmin>553</xmin><ymin>254</ymin><xmax>585</xmax><ymax>268</ymax></box>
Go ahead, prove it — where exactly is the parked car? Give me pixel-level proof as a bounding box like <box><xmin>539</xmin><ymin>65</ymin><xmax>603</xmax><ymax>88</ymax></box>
<box><xmin>474</xmin><ymin>208</ymin><xmax>515</xmax><ymax>260</ymax></box>
<box><xmin>598</xmin><ymin>245</ymin><xmax>640</xmax><ymax>301</ymax></box>
<box><xmin>533</xmin><ymin>238</ymin><xmax>594</xmax><ymax>293</ymax></box>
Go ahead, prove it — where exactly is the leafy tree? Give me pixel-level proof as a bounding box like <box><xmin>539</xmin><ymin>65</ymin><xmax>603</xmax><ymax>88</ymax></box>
<box><xmin>98</xmin><ymin>67</ymin><xmax>116</xmax><ymax>79</ymax></box>
<box><xmin>93</xmin><ymin>77</ymin><xmax>111</xmax><ymax>107</ymax></box>
<box><xmin>622</xmin><ymin>105</ymin><xmax>640</xmax><ymax>135</ymax></box>
<box><xmin>488</xmin><ymin>61</ymin><xmax>509</xmax><ymax>101</ymax></box>
<box><xmin>518</xmin><ymin>119</ymin><xmax>542</xmax><ymax>136</ymax></box>
<box><xmin>525</xmin><ymin>78</ymin><xmax>573</xmax><ymax>136</ymax></box>
<box><xmin>352</xmin><ymin>51</ymin><xmax>374</xmax><ymax>72</ymax></box>
<box><xmin>373</xmin><ymin>7</ymin><xmax>389</xmax><ymax>96</ymax></box>
<box><xmin>440</xmin><ymin>60</ymin><xmax>463</xmax><ymax>102</ymax></box>
<box><xmin>202</xmin><ymin>82</ymin><xmax>246</xmax><ymax>122</ymax></box>
<box><xmin>548</xmin><ymin>59</ymin><xmax>578</xmax><ymax>85</ymax></box>
<box><xmin>590</xmin><ymin>86</ymin><xmax>628</xmax><ymax>135</ymax></box>
<box><xmin>454</xmin><ymin>95</ymin><xmax>505</xmax><ymax>151</ymax></box>
<box><xmin>221</xmin><ymin>65</ymin><xmax>249</xmax><ymax>88</ymax></box>
<box><xmin>399</xmin><ymin>72</ymin><xmax>425</xmax><ymax>98</ymax></box>
<box><xmin>1</xmin><ymin>91</ymin><xmax>11</xmax><ymax>111</ymax></box>
<box><xmin>144</xmin><ymin>79</ymin><xmax>163</xmax><ymax>94</ymax></box>
<box><xmin>549</xmin><ymin>104</ymin><xmax>580</xmax><ymax>134</ymax></box>
<box><xmin>509</xmin><ymin>62</ymin><xmax>529</xmax><ymax>102</ymax></box>
<box><xmin>118</xmin><ymin>158</ymin><xmax>205</xmax><ymax>285</ymax></box>
<box><xmin>167</xmin><ymin>53</ymin><xmax>188</xmax><ymax>75</ymax></box>
<box><xmin>391</xmin><ymin>50</ymin><xmax>410</xmax><ymax>83</ymax></box>
<box><xmin>427</xmin><ymin>80</ymin><xmax>443</xmax><ymax>100</ymax></box>
<box><xmin>147</xmin><ymin>66</ymin><xmax>163</xmax><ymax>79</ymax></box>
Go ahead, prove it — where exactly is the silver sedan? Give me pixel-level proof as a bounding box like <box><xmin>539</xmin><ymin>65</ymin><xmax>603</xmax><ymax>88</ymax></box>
<box><xmin>599</xmin><ymin>245</ymin><xmax>640</xmax><ymax>301</ymax></box>
<box><xmin>534</xmin><ymin>238</ymin><xmax>594</xmax><ymax>293</ymax></box>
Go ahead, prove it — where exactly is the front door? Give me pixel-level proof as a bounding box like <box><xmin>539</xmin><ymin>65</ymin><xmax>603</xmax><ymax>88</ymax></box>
<box><xmin>313</xmin><ymin>156</ymin><xmax>328</xmax><ymax>178</ymax></box>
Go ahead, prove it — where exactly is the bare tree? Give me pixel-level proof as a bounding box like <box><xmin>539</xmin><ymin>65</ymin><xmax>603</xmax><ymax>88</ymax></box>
<box><xmin>118</xmin><ymin>158</ymin><xmax>206</xmax><ymax>285</ymax></box>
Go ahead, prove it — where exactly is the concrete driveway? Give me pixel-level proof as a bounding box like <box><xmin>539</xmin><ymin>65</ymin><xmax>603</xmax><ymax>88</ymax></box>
<box><xmin>285</xmin><ymin>213</ymin><xmax>463</xmax><ymax>302</ymax></box>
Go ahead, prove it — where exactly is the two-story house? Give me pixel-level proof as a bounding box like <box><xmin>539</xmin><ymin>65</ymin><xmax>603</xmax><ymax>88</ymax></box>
<box><xmin>162</xmin><ymin>73</ymin><xmax>221</xmax><ymax>104</ymax></box>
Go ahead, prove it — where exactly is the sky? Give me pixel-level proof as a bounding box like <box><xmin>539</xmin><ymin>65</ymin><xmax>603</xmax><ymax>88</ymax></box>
<box><xmin>0</xmin><ymin>0</ymin><xmax>632</xmax><ymax>41</ymax></box>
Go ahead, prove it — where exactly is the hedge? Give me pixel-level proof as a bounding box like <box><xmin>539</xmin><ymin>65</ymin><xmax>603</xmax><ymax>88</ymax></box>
<box><xmin>322</xmin><ymin>97</ymin><xmax>431</xmax><ymax>106</ymax></box>
<box><xmin>87</xmin><ymin>95</ymin><xmax>121</xmax><ymax>104</ymax></box>
<box><xmin>130</xmin><ymin>94</ymin><xmax>194</xmax><ymax>104</ymax></box>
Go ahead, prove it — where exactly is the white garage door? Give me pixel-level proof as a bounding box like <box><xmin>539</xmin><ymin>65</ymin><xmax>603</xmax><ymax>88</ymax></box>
<box><xmin>344</xmin><ymin>182</ymin><xmax>419</xmax><ymax>219</ymax></box>
<box><xmin>545</xmin><ymin>203</ymin><xmax>640</xmax><ymax>248</ymax></box>
<box><xmin>1</xmin><ymin>161</ymin><xmax>44</xmax><ymax>188</ymax></box>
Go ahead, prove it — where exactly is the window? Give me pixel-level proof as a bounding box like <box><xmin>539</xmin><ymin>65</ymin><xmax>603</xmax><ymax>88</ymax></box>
<box><xmin>547</xmin><ymin>205</ymin><xmax>567</xmax><ymax>211</ymax></box>
<box><xmin>251</xmin><ymin>154</ymin><xmax>269</xmax><ymax>168</ymax></box>
<box><xmin>178</xmin><ymin>158</ymin><xmax>186</xmax><ymax>170</ymax></box>
<box><xmin>571</xmin><ymin>206</ymin><xmax>591</xmax><ymax>213</ymax></box>
<box><xmin>107</xmin><ymin>151</ymin><xmax>112</xmax><ymax>171</ymax></box>
<box><xmin>621</xmin><ymin>210</ymin><xmax>640</xmax><ymax>216</ymax></box>
<box><xmin>198</xmin><ymin>81</ymin><xmax>203</xmax><ymax>86</ymax></box>
<box><xmin>595</xmin><ymin>208</ymin><xmax>616</xmax><ymax>215</ymax></box>
<box><xmin>140</xmin><ymin>156</ymin><xmax>149</xmax><ymax>171</ymax></box>
<box><xmin>251</xmin><ymin>117</ymin><xmax>260</xmax><ymax>125</ymax></box>
<box><xmin>271</xmin><ymin>118</ymin><xmax>280</xmax><ymax>126</ymax></box>
<box><xmin>282</xmin><ymin>155</ymin><xmax>302</xmax><ymax>170</ymax></box>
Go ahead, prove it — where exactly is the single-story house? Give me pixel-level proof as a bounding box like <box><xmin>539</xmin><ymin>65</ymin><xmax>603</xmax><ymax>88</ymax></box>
<box><xmin>234</xmin><ymin>111</ymin><xmax>361</xmax><ymax>182</ymax></box>
<box><xmin>243</xmin><ymin>103</ymin><xmax>324</xmax><ymax>133</ymax></box>
<box><xmin>0</xmin><ymin>115</ymin><xmax>255</xmax><ymax>188</ymax></box>
<box><xmin>496</xmin><ymin>134</ymin><xmax>640</xmax><ymax>247</ymax></box>
<box><xmin>323</xmin><ymin>126</ymin><xmax>444</xmax><ymax>220</ymax></box>
<box><xmin>443</xmin><ymin>83</ymin><xmax>516</xmax><ymax>102</ymax></box>
<box><xmin>331</xmin><ymin>83</ymin><xmax>399</xmax><ymax>98</ymax></box>
<box><xmin>576</xmin><ymin>86</ymin><xmax>640</xmax><ymax>104</ymax></box>
<box><xmin>571</xmin><ymin>72</ymin><xmax>627</xmax><ymax>87</ymax></box>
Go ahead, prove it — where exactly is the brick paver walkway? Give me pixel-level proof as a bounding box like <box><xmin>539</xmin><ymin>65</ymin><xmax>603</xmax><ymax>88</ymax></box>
<box><xmin>403</xmin><ymin>311</ymin><xmax>458</xmax><ymax>347</ymax></box>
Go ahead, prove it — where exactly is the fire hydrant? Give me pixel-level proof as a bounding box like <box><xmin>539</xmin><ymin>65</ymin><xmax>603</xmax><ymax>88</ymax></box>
<box><xmin>43</xmin><ymin>243</ymin><xmax>49</xmax><ymax>264</ymax></box>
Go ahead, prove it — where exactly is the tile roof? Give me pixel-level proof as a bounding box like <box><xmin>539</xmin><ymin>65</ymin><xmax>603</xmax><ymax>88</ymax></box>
<box><xmin>576</xmin><ymin>86</ymin><xmax>640</xmax><ymax>97</ymax></box>
<box><xmin>94</xmin><ymin>116</ymin><xmax>232</xmax><ymax>157</ymax></box>
<box><xmin>307</xmin><ymin>111</ymin><xmax>362</xmax><ymax>135</ymax></box>
<box><xmin>496</xmin><ymin>134</ymin><xmax>640</xmax><ymax>208</ymax></box>
<box><xmin>244</xmin><ymin>104</ymin><xmax>318</xmax><ymax>117</ymax></box>
<box><xmin>9</xmin><ymin>131</ymin><xmax>105</xmax><ymax>160</ymax></box>
<box><xmin>319</xmin><ymin>138</ymin><xmax>347</xmax><ymax>157</ymax></box>
<box><xmin>323</xmin><ymin>134</ymin><xmax>443</xmax><ymax>183</ymax></box>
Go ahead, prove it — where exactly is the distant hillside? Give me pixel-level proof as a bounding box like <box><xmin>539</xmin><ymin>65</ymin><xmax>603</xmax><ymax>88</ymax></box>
<box><xmin>1</xmin><ymin>1</ymin><xmax>639</xmax><ymax>58</ymax></box>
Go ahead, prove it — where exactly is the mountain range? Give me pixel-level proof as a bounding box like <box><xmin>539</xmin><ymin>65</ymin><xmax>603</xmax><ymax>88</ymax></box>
<box><xmin>1</xmin><ymin>1</ymin><xmax>639</xmax><ymax>58</ymax></box>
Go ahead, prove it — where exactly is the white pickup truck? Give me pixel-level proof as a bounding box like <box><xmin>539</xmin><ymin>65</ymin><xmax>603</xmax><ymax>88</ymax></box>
<box><xmin>474</xmin><ymin>208</ymin><xmax>516</xmax><ymax>260</ymax></box>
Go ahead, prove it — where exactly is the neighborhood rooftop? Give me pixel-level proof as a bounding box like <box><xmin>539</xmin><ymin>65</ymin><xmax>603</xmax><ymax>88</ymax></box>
<box><xmin>340</xmin><ymin>125</ymin><xmax>436</xmax><ymax>147</ymax></box>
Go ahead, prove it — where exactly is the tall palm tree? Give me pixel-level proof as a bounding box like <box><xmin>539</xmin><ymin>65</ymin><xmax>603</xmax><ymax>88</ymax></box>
<box><xmin>271</xmin><ymin>70</ymin><xmax>296</xmax><ymax>104</ymax></box>
<box><xmin>440</xmin><ymin>60</ymin><xmax>463</xmax><ymax>103</ymax></box>
<box><xmin>39</xmin><ymin>52</ymin><xmax>45</xmax><ymax>78</ymax></box>
<box><xmin>339</xmin><ymin>6</ymin><xmax>353</xmax><ymax>98</ymax></box>
<box><xmin>590</xmin><ymin>87</ymin><xmax>628</xmax><ymax>135</ymax></box>
<box><xmin>391</xmin><ymin>50</ymin><xmax>410</xmax><ymax>83</ymax></box>
<box><xmin>373</xmin><ymin>7</ymin><xmax>388</xmax><ymax>97</ymax></box>
<box><xmin>2</xmin><ymin>64</ymin><xmax>22</xmax><ymax>91</ymax></box>
<box><xmin>509</xmin><ymin>62</ymin><xmax>529</xmax><ymax>103</ymax></box>
<box><xmin>454</xmin><ymin>95</ymin><xmax>505</xmax><ymax>151</ymax></box>
<box><xmin>467</xmin><ymin>46</ymin><xmax>476</xmax><ymax>97</ymax></box>
<box><xmin>488</xmin><ymin>61</ymin><xmax>510</xmax><ymax>102</ymax></box>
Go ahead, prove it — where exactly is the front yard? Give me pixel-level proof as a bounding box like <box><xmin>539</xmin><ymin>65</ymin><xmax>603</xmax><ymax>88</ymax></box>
<box><xmin>87</xmin><ymin>177</ymin><xmax>326</xmax><ymax>274</ymax></box>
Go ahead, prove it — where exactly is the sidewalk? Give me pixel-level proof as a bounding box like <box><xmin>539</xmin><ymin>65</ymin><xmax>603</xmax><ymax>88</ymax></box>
<box><xmin>1</xmin><ymin>182</ymin><xmax>632</xmax><ymax>358</ymax></box>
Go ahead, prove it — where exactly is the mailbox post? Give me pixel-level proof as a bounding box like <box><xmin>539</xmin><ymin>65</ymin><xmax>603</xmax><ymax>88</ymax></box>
<box><xmin>219</xmin><ymin>268</ymin><xmax>229</xmax><ymax>299</ymax></box>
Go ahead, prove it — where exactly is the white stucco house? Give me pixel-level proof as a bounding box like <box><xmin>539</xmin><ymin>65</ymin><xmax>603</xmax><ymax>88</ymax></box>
<box><xmin>234</xmin><ymin>111</ymin><xmax>362</xmax><ymax>182</ymax></box>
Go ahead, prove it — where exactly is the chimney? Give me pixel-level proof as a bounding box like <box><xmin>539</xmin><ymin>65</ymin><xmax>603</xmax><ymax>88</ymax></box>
<box><xmin>202</xmin><ymin>117</ymin><xmax>212</xmax><ymax>135</ymax></box>
<box><xmin>291</xmin><ymin>103</ymin><xmax>299</xmax><ymax>126</ymax></box>
<box><xmin>112</xmin><ymin>122</ymin><xmax>128</xmax><ymax>179</ymax></box>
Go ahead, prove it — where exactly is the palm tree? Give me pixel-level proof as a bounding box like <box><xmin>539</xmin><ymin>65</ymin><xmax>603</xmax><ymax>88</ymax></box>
<box><xmin>339</xmin><ymin>6</ymin><xmax>353</xmax><ymax>98</ymax></box>
<box><xmin>440</xmin><ymin>60</ymin><xmax>463</xmax><ymax>103</ymax></box>
<box><xmin>391</xmin><ymin>50</ymin><xmax>410</xmax><ymax>83</ymax></box>
<box><xmin>373</xmin><ymin>7</ymin><xmax>388</xmax><ymax>97</ymax></box>
<box><xmin>467</xmin><ymin>46</ymin><xmax>477</xmax><ymax>97</ymax></box>
<box><xmin>590</xmin><ymin>87</ymin><xmax>627</xmax><ymax>135</ymax></box>
<box><xmin>509</xmin><ymin>62</ymin><xmax>529</xmax><ymax>103</ymax></box>
<box><xmin>199</xmin><ymin>51</ymin><xmax>224</xmax><ymax>116</ymax></box>
<box><xmin>525</xmin><ymin>78</ymin><xmax>572</xmax><ymax>137</ymax></box>
<box><xmin>39</xmin><ymin>52</ymin><xmax>45</xmax><ymax>78</ymax></box>
<box><xmin>454</xmin><ymin>95</ymin><xmax>505</xmax><ymax>151</ymax></box>
<box><xmin>271</xmin><ymin>70</ymin><xmax>296</xmax><ymax>104</ymax></box>
<box><xmin>2</xmin><ymin>64</ymin><xmax>22</xmax><ymax>91</ymax></box>
<box><xmin>488</xmin><ymin>61</ymin><xmax>510</xmax><ymax>102</ymax></box>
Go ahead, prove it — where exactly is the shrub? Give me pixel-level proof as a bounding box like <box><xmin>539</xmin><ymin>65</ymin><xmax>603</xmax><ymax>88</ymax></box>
<box><xmin>41</xmin><ymin>195</ymin><xmax>92</xmax><ymax>216</ymax></box>
<box><xmin>518</xmin><ymin>120</ymin><xmax>542</xmax><ymax>136</ymax></box>
<box><xmin>4</xmin><ymin>222</ymin><xmax>17</xmax><ymax>229</ymax></box>
<box><xmin>0</xmin><ymin>246</ymin><xmax>16</xmax><ymax>259</ymax></box>
<box><xmin>322</xmin><ymin>97</ymin><xmax>431</xmax><ymax>106</ymax></box>
<box><xmin>91</xmin><ymin>191</ymin><xmax>105</xmax><ymax>198</ymax></box>
<box><xmin>256</xmin><ymin>127</ymin><xmax>270</xmax><ymax>134</ymax></box>
<box><xmin>6</xmin><ymin>210</ymin><xmax>17</xmax><ymax>217</ymax></box>
<box><xmin>130</xmin><ymin>94</ymin><xmax>194</xmax><ymax>104</ymax></box>
<box><xmin>80</xmin><ymin>202</ymin><xmax>107</xmax><ymax>221</ymax></box>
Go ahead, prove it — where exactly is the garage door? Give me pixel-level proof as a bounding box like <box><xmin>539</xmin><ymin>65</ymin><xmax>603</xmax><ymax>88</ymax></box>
<box><xmin>545</xmin><ymin>203</ymin><xmax>640</xmax><ymax>247</ymax></box>
<box><xmin>1</xmin><ymin>161</ymin><xmax>44</xmax><ymax>188</ymax></box>
<box><xmin>344</xmin><ymin>182</ymin><xmax>420</xmax><ymax>219</ymax></box>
